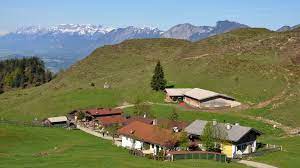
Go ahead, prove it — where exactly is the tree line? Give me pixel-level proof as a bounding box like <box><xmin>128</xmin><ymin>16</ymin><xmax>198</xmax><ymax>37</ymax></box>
<box><xmin>0</xmin><ymin>57</ymin><xmax>53</xmax><ymax>93</ymax></box>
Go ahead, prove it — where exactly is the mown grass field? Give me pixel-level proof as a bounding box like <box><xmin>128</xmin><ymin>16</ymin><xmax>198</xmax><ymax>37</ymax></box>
<box><xmin>253</xmin><ymin>136</ymin><xmax>300</xmax><ymax>168</ymax></box>
<box><xmin>0</xmin><ymin>124</ymin><xmax>247</xmax><ymax>168</ymax></box>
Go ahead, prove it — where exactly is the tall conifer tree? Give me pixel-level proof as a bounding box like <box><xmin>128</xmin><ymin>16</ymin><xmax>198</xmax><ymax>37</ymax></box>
<box><xmin>151</xmin><ymin>61</ymin><xmax>166</xmax><ymax>91</ymax></box>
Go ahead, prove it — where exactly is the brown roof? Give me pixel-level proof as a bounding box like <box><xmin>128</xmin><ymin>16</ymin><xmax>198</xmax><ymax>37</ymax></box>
<box><xmin>85</xmin><ymin>108</ymin><xmax>123</xmax><ymax>116</ymax></box>
<box><xmin>125</xmin><ymin>117</ymin><xmax>153</xmax><ymax>125</ymax></box>
<box><xmin>157</xmin><ymin>119</ymin><xmax>189</xmax><ymax>130</ymax></box>
<box><xmin>118</xmin><ymin>121</ymin><xmax>178</xmax><ymax>147</ymax></box>
<box><xmin>96</xmin><ymin>116</ymin><xmax>127</xmax><ymax>126</ymax></box>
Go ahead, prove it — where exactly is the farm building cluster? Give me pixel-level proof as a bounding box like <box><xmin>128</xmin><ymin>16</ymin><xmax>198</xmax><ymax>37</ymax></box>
<box><xmin>165</xmin><ymin>88</ymin><xmax>241</xmax><ymax>109</ymax></box>
<box><xmin>43</xmin><ymin>106</ymin><xmax>262</xmax><ymax>160</ymax></box>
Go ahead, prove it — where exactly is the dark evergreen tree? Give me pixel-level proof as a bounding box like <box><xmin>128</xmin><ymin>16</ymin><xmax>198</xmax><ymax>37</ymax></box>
<box><xmin>0</xmin><ymin>84</ymin><xmax>3</xmax><ymax>94</ymax></box>
<box><xmin>151</xmin><ymin>61</ymin><xmax>167</xmax><ymax>91</ymax></box>
<box><xmin>0</xmin><ymin>57</ymin><xmax>53</xmax><ymax>93</ymax></box>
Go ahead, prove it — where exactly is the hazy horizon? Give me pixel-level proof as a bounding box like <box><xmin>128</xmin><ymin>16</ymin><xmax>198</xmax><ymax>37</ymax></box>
<box><xmin>1</xmin><ymin>0</ymin><xmax>299</xmax><ymax>34</ymax></box>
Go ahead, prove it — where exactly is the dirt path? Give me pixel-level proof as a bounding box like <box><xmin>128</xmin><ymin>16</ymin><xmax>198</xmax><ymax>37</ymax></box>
<box><xmin>76</xmin><ymin>124</ymin><xmax>121</xmax><ymax>146</ymax></box>
<box><xmin>253</xmin><ymin>67</ymin><xmax>291</xmax><ymax>109</ymax></box>
<box><xmin>246</xmin><ymin>115</ymin><xmax>300</xmax><ymax>135</ymax></box>
<box><xmin>238</xmin><ymin>160</ymin><xmax>278</xmax><ymax>168</ymax></box>
<box><xmin>115</xmin><ymin>104</ymin><xmax>134</xmax><ymax>109</ymax></box>
<box><xmin>183</xmin><ymin>54</ymin><xmax>209</xmax><ymax>60</ymax></box>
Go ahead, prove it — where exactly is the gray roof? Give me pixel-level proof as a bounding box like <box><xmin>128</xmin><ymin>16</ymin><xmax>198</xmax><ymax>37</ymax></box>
<box><xmin>184</xmin><ymin>120</ymin><xmax>261</xmax><ymax>142</ymax></box>
<box><xmin>184</xmin><ymin>88</ymin><xmax>234</xmax><ymax>101</ymax></box>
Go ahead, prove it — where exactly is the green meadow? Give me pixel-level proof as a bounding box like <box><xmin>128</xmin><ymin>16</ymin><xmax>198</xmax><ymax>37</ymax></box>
<box><xmin>1</xmin><ymin>28</ymin><xmax>300</xmax><ymax>167</ymax></box>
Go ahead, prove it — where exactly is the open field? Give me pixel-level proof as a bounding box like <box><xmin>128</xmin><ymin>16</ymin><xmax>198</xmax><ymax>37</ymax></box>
<box><xmin>0</xmin><ymin>124</ymin><xmax>247</xmax><ymax>168</ymax></box>
<box><xmin>253</xmin><ymin>136</ymin><xmax>300</xmax><ymax>168</ymax></box>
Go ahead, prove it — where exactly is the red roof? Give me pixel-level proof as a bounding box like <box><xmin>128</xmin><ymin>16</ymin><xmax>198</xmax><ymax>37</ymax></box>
<box><xmin>96</xmin><ymin>116</ymin><xmax>127</xmax><ymax>126</ymax></box>
<box><xmin>118</xmin><ymin>121</ymin><xmax>178</xmax><ymax>147</ymax></box>
<box><xmin>157</xmin><ymin>119</ymin><xmax>189</xmax><ymax>130</ymax></box>
<box><xmin>85</xmin><ymin>108</ymin><xmax>123</xmax><ymax>116</ymax></box>
<box><xmin>125</xmin><ymin>117</ymin><xmax>153</xmax><ymax>125</ymax></box>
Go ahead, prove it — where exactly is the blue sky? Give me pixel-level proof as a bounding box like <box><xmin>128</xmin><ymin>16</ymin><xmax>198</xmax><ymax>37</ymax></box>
<box><xmin>0</xmin><ymin>0</ymin><xmax>299</xmax><ymax>34</ymax></box>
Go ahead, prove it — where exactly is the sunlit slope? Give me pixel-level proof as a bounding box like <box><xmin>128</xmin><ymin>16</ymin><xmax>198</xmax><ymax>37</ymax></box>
<box><xmin>0</xmin><ymin>28</ymin><xmax>299</xmax><ymax>127</ymax></box>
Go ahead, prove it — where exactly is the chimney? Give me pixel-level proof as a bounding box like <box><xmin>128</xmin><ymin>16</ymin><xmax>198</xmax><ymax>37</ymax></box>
<box><xmin>152</xmin><ymin>119</ymin><xmax>157</xmax><ymax>125</ymax></box>
<box><xmin>226</xmin><ymin>123</ymin><xmax>232</xmax><ymax>130</ymax></box>
<box><xmin>173</xmin><ymin>127</ymin><xmax>179</xmax><ymax>133</ymax></box>
<box><xmin>212</xmin><ymin>119</ymin><xmax>217</xmax><ymax>126</ymax></box>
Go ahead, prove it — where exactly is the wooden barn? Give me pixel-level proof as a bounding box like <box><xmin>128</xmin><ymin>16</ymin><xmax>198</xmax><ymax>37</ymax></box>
<box><xmin>183</xmin><ymin>88</ymin><xmax>241</xmax><ymax>109</ymax></box>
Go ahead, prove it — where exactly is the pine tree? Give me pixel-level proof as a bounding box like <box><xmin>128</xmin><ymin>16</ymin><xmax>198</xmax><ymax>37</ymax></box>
<box><xmin>151</xmin><ymin>61</ymin><xmax>167</xmax><ymax>91</ymax></box>
<box><xmin>0</xmin><ymin>57</ymin><xmax>53</xmax><ymax>92</ymax></box>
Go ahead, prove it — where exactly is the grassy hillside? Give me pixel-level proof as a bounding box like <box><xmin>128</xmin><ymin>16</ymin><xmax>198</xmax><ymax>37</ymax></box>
<box><xmin>0</xmin><ymin>124</ymin><xmax>246</xmax><ymax>168</ymax></box>
<box><xmin>1</xmin><ymin>28</ymin><xmax>300</xmax><ymax>168</ymax></box>
<box><xmin>0</xmin><ymin>28</ymin><xmax>299</xmax><ymax>128</ymax></box>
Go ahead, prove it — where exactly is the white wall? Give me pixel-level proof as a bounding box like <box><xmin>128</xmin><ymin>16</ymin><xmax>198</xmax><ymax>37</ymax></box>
<box><xmin>121</xmin><ymin>136</ymin><xmax>143</xmax><ymax>150</ymax></box>
<box><xmin>232</xmin><ymin>145</ymin><xmax>237</xmax><ymax>158</ymax></box>
<box><xmin>150</xmin><ymin>143</ymin><xmax>162</xmax><ymax>155</ymax></box>
<box><xmin>121</xmin><ymin>136</ymin><xmax>164</xmax><ymax>155</ymax></box>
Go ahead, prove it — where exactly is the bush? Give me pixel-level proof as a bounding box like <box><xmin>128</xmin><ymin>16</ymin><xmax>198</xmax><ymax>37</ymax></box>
<box><xmin>76</xmin><ymin>111</ymin><xmax>85</xmax><ymax>120</ymax></box>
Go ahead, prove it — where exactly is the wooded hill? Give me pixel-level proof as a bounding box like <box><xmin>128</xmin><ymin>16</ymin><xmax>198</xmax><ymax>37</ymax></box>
<box><xmin>0</xmin><ymin>57</ymin><xmax>52</xmax><ymax>93</ymax></box>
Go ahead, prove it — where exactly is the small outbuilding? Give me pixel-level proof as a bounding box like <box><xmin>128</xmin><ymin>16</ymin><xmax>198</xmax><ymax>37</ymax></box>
<box><xmin>43</xmin><ymin>116</ymin><xmax>68</xmax><ymax>127</ymax></box>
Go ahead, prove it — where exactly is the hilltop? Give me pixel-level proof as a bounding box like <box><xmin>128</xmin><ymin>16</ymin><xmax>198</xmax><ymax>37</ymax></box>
<box><xmin>0</xmin><ymin>20</ymin><xmax>248</xmax><ymax>71</ymax></box>
<box><xmin>0</xmin><ymin>28</ymin><xmax>300</xmax><ymax>129</ymax></box>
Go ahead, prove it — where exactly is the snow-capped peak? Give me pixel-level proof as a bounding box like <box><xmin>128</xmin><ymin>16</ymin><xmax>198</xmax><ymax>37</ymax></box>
<box><xmin>15</xmin><ymin>24</ymin><xmax>115</xmax><ymax>36</ymax></box>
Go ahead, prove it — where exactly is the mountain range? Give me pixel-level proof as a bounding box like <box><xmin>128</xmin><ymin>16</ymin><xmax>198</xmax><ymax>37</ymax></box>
<box><xmin>0</xmin><ymin>20</ymin><xmax>298</xmax><ymax>72</ymax></box>
<box><xmin>276</xmin><ymin>24</ymin><xmax>300</xmax><ymax>32</ymax></box>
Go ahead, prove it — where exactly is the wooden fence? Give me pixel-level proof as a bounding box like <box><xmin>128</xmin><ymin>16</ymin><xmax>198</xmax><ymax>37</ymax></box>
<box><xmin>167</xmin><ymin>151</ymin><xmax>227</xmax><ymax>163</ymax></box>
<box><xmin>0</xmin><ymin>119</ymin><xmax>43</xmax><ymax>127</ymax></box>
<box><xmin>240</xmin><ymin>144</ymin><xmax>282</xmax><ymax>159</ymax></box>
